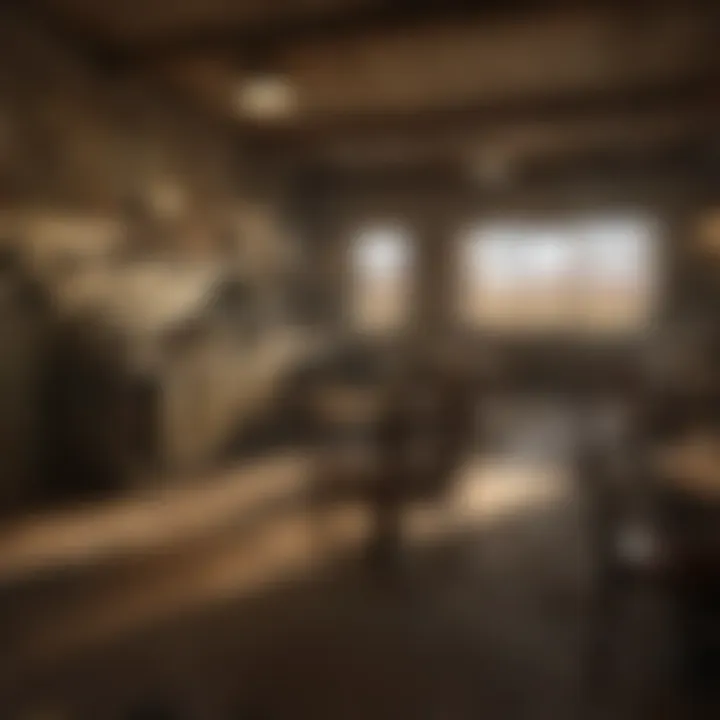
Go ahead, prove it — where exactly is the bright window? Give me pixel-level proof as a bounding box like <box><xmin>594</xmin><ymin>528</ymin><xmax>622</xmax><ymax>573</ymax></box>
<box><xmin>456</xmin><ymin>216</ymin><xmax>659</xmax><ymax>332</ymax></box>
<box><xmin>349</xmin><ymin>225</ymin><xmax>414</xmax><ymax>334</ymax></box>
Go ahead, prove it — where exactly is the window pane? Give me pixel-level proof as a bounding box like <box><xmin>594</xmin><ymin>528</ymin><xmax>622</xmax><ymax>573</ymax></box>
<box><xmin>457</xmin><ymin>216</ymin><xmax>658</xmax><ymax>333</ymax></box>
<box><xmin>349</xmin><ymin>225</ymin><xmax>414</xmax><ymax>333</ymax></box>
<box><xmin>577</xmin><ymin>218</ymin><xmax>657</xmax><ymax>330</ymax></box>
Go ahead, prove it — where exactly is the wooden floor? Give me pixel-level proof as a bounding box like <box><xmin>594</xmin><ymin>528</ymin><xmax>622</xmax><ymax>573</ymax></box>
<box><xmin>0</xmin><ymin>451</ymin><xmax>675</xmax><ymax>719</ymax></box>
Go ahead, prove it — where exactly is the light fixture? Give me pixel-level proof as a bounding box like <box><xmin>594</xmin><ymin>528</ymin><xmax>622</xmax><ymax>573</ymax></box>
<box><xmin>470</xmin><ymin>147</ymin><xmax>513</xmax><ymax>187</ymax></box>
<box><xmin>234</xmin><ymin>74</ymin><xmax>297</xmax><ymax>121</ymax></box>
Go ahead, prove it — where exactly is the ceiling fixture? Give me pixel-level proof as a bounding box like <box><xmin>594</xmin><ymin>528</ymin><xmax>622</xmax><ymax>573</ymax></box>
<box><xmin>468</xmin><ymin>145</ymin><xmax>515</xmax><ymax>187</ymax></box>
<box><xmin>234</xmin><ymin>75</ymin><xmax>298</xmax><ymax>121</ymax></box>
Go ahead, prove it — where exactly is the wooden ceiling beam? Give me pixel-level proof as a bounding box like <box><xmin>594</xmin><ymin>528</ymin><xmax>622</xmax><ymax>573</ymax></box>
<box><xmin>125</xmin><ymin>0</ymin><xmax>546</xmax><ymax>63</ymax></box>
<box><xmin>249</xmin><ymin>76</ymin><xmax>720</xmax><ymax>149</ymax></box>
<box><xmin>19</xmin><ymin>0</ymin><xmax>129</xmax><ymax>72</ymax></box>
<box><xmin>315</xmin><ymin>145</ymin><xmax>717</xmax><ymax>201</ymax></box>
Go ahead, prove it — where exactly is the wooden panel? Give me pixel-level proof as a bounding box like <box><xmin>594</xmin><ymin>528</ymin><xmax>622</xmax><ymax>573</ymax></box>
<box><xmin>276</xmin><ymin>8</ymin><xmax>716</xmax><ymax>118</ymax></box>
<box><xmin>45</xmin><ymin>0</ymin><xmax>376</xmax><ymax>43</ymax></box>
<box><xmin>154</xmin><ymin>5</ymin><xmax>719</xmax><ymax>140</ymax></box>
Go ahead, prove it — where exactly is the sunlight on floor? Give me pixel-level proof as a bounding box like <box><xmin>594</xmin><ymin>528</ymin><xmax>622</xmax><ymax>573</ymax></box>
<box><xmin>406</xmin><ymin>454</ymin><xmax>569</xmax><ymax>543</ymax></box>
<box><xmin>5</xmin><ymin>452</ymin><xmax>573</xmax><ymax>679</ymax></box>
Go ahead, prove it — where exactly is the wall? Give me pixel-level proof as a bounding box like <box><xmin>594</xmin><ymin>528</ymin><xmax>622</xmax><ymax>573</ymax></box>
<box><xmin>0</xmin><ymin>4</ymin><xmax>245</xmax><ymax>258</ymax></box>
<box><xmin>0</xmin><ymin>6</ymin><xmax>311</xmax><ymax>507</ymax></box>
<box><xmin>298</xmin><ymin>169</ymin><xmax>698</xmax><ymax>339</ymax></box>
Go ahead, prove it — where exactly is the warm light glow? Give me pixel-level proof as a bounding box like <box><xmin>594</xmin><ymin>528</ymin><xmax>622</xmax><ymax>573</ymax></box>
<box><xmin>349</xmin><ymin>225</ymin><xmax>414</xmax><ymax>334</ymax></box>
<box><xmin>234</xmin><ymin>75</ymin><xmax>297</xmax><ymax>120</ymax></box>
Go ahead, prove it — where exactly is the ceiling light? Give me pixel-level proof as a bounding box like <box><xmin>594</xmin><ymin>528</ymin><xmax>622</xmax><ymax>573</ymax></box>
<box><xmin>470</xmin><ymin>149</ymin><xmax>513</xmax><ymax>187</ymax></box>
<box><xmin>234</xmin><ymin>75</ymin><xmax>297</xmax><ymax>121</ymax></box>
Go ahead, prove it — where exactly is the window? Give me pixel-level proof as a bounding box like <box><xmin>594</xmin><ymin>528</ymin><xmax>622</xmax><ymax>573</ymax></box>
<box><xmin>456</xmin><ymin>216</ymin><xmax>659</xmax><ymax>333</ymax></box>
<box><xmin>349</xmin><ymin>225</ymin><xmax>414</xmax><ymax>334</ymax></box>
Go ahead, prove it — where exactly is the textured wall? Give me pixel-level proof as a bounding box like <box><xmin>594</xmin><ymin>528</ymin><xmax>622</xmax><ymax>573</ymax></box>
<box><xmin>0</xmin><ymin>5</ymin><xmax>243</xmax><ymax>258</ymax></box>
<box><xmin>0</xmin><ymin>6</ymin><xmax>305</xmax><ymax>505</ymax></box>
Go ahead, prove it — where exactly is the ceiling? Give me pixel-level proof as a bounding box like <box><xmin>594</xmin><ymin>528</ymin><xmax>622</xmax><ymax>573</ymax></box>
<box><xmin>33</xmin><ymin>0</ymin><xmax>720</xmax><ymax>173</ymax></box>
